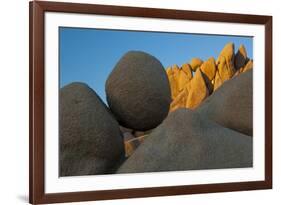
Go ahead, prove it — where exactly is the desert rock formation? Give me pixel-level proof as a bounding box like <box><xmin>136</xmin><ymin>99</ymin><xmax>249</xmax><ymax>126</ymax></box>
<box><xmin>166</xmin><ymin>43</ymin><xmax>253</xmax><ymax>111</ymax></box>
<box><xmin>59</xmin><ymin>44</ymin><xmax>253</xmax><ymax>175</ymax></box>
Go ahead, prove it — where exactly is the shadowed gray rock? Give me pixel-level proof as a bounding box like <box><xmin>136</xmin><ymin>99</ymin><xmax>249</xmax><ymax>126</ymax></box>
<box><xmin>197</xmin><ymin>70</ymin><xmax>252</xmax><ymax>136</ymax></box>
<box><xmin>59</xmin><ymin>82</ymin><xmax>125</xmax><ymax>176</ymax></box>
<box><xmin>105</xmin><ymin>51</ymin><xmax>171</xmax><ymax>131</ymax></box>
<box><xmin>117</xmin><ymin>108</ymin><xmax>252</xmax><ymax>173</ymax></box>
<box><xmin>234</xmin><ymin>44</ymin><xmax>247</xmax><ymax>70</ymax></box>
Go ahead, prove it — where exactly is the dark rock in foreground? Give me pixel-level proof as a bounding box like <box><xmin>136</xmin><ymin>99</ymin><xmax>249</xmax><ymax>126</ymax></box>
<box><xmin>117</xmin><ymin>108</ymin><xmax>252</xmax><ymax>173</ymax></box>
<box><xmin>105</xmin><ymin>51</ymin><xmax>171</xmax><ymax>131</ymax></box>
<box><xmin>197</xmin><ymin>70</ymin><xmax>253</xmax><ymax>136</ymax></box>
<box><xmin>59</xmin><ymin>82</ymin><xmax>124</xmax><ymax>176</ymax></box>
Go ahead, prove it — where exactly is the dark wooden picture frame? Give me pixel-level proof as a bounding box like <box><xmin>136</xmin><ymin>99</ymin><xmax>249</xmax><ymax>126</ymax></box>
<box><xmin>29</xmin><ymin>1</ymin><xmax>272</xmax><ymax>204</ymax></box>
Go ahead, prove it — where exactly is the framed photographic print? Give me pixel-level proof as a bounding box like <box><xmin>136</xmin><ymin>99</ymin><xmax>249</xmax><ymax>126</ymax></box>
<box><xmin>29</xmin><ymin>1</ymin><xmax>272</xmax><ymax>204</ymax></box>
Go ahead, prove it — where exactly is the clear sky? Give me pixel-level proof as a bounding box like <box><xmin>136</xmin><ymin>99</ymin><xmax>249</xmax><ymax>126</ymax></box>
<box><xmin>59</xmin><ymin>27</ymin><xmax>253</xmax><ymax>103</ymax></box>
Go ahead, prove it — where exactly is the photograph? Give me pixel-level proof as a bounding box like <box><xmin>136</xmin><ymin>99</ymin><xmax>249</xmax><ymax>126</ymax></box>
<box><xmin>59</xmin><ymin>27</ymin><xmax>254</xmax><ymax>177</ymax></box>
<box><xmin>0</xmin><ymin>0</ymin><xmax>277</xmax><ymax>204</ymax></box>
<box><xmin>29</xmin><ymin>1</ymin><xmax>272</xmax><ymax>203</ymax></box>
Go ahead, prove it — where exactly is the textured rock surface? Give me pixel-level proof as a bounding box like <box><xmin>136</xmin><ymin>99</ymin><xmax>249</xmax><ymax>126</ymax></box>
<box><xmin>234</xmin><ymin>59</ymin><xmax>253</xmax><ymax>76</ymax></box>
<box><xmin>200</xmin><ymin>57</ymin><xmax>217</xmax><ymax>81</ymax></box>
<box><xmin>167</xmin><ymin>66</ymin><xmax>179</xmax><ymax>99</ymax></box>
<box><xmin>120</xmin><ymin>126</ymin><xmax>133</xmax><ymax>134</ymax></box>
<box><xmin>106</xmin><ymin>51</ymin><xmax>171</xmax><ymax>131</ymax></box>
<box><xmin>123</xmin><ymin>132</ymin><xmax>135</xmax><ymax>141</ymax></box>
<box><xmin>117</xmin><ymin>109</ymin><xmax>253</xmax><ymax>173</ymax></box>
<box><xmin>214</xmin><ymin>71</ymin><xmax>223</xmax><ymax>91</ymax></box>
<box><xmin>201</xmin><ymin>70</ymin><xmax>214</xmax><ymax>94</ymax></box>
<box><xmin>216</xmin><ymin>42</ymin><xmax>236</xmax><ymax>85</ymax></box>
<box><xmin>181</xmin><ymin>63</ymin><xmax>193</xmax><ymax>80</ymax></box>
<box><xmin>172</xmin><ymin>64</ymin><xmax>180</xmax><ymax>75</ymax></box>
<box><xmin>170</xmin><ymin>87</ymin><xmax>189</xmax><ymax>112</ymax></box>
<box><xmin>186</xmin><ymin>68</ymin><xmax>209</xmax><ymax>109</ymax></box>
<box><xmin>166</xmin><ymin>64</ymin><xmax>192</xmax><ymax>100</ymax></box>
<box><xmin>59</xmin><ymin>82</ymin><xmax>124</xmax><ymax>176</ymax></box>
<box><xmin>190</xmin><ymin>58</ymin><xmax>203</xmax><ymax>71</ymax></box>
<box><xmin>178</xmin><ymin>64</ymin><xmax>192</xmax><ymax>91</ymax></box>
<box><xmin>124</xmin><ymin>135</ymin><xmax>148</xmax><ymax>157</ymax></box>
<box><xmin>243</xmin><ymin>59</ymin><xmax>253</xmax><ymax>72</ymax></box>
<box><xmin>166</xmin><ymin>43</ymin><xmax>253</xmax><ymax>111</ymax></box>
<box><xmin>235</xmin><ymin>44</ymin><xmax>247</xmax><ymax>70</ymax></box>
<box><xmin>197</xmin><ymin>70</ymin><xmax>253</xmax><ymax>135</ymax></box>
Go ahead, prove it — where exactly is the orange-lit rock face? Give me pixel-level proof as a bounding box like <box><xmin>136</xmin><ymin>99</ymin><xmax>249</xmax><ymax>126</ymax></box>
<box><xmin>166</xmin><ymin>64</ymin><xmax>192</xmax><ymax>100</ymax></box>
<box><xmin>214</xmin><ymin>71</ymin><xmax>223</xmax><ymax>91</ymax></box>
<box><xmin>216</xmin><ymin>42</ymin><xmax>236</xmax><ymax>84</ymax></box>
<box><xmin>167</xmin><ymin>68</ymin><xmax>209</xmax><ymax>111</ymax></box>
<box><xmin>185</xmin><ymin>68</ymin><xmax>209</xmax><ymax>109</ymax></box>
<box><xmin>170</xmin><ymin>86</ymin><xmax>189</xmax><ymax>112</ymax></box>
<box><xmin>166</xmin><ymin>43</ymin><xmax>253</xmax><ymax>112</ymax></box>
<box><xmin>166</xmin><ymin>67</ymin><xmax>179</xmax><ymax>100</ymax></box>
<box><xmin>200</xmin><ymin>57</ymin><xmax>217</xmax><ymax>81</ymax></box>
<box><xmin>178</xmin><ymin>64</ymin><xmax>192</xmax><ymax>91</ymax></box>
<box><xmin>190</xmin><ymin>57</ymin><xmax>203</xmax><ymax>72</ymax></box>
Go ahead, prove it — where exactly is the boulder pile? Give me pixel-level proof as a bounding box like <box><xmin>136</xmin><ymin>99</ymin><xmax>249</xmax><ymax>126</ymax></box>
<box><xmin>59</xmin><ymin>44</ymin><xmax>253</xmax><ymax>176</ymax></box>
<box><xmin>167</xmin><ymin>43</ymin><xmax>253</xmax><ymax>111</ymax></box>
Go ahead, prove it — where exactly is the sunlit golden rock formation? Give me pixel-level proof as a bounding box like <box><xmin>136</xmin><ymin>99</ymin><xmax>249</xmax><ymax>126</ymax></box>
<box><xmin>166</xmin><ymin>43</ymin><xmax>253</xmax><ymax>112</ymax></box>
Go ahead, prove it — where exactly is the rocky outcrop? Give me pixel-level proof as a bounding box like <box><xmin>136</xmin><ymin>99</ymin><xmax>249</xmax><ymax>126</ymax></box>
<box><xmin>170</xmin><ymin>86</ymin><xmax>189</xmax><ymax>111</ymax></box>
<box><xmin>59</xmin><ymin>46</ymin><xmax>254</xmax><ymax>176</ymax></box>
<box><xmin>117</xmin><ymin>109</ymin><xmax>253</xmax><ymax>174</ymax></box>
<box><xmin>167</xmin><ymin>66</ymin><xmax>209</xmax><ymax>111</ymax></box>
<box><xmin>106</xmin><ymin>51</ymin><xmax>171</xmax><ymax>131</ymax></box>
<box><xmin>197</xmin><ymin>70</ymin><xmax>253</xmax><ymax>136</ymax></box>
<box><xmin>166</xmin><ymin>66</ymin><xmax>179</xmax><ymax>99</ymax></box>
<box><xmin>59</xmin><ymin>82</ymin><xmax>125</xmax><ymax>176</ymax></box>
<box><xmin>186</xmin><ymin>68</ymin><xmax>209</xmax><ymax>109</ymax></box>
<box><xmin>216</xmin><ymin>42</ymin><xmax>236</xmax><ymax>85</ymax></box>
<box><xmin>178</xmin><ymin>63</ymin><xmax>193</xmax><ymax>91</ymax></box>
<box><xmin>166</xmin><ymin>64</ymin><xmax>192</xmax><ymax>100</ymax></box>
<box><xmin>200</xmin><ymin>57</ymin><xmax>216</xmax><ymax>82</ymax></box>
<box><xmin>190</xmin><ymin>57</ymin><xmax>203</xmax><ymax>71</ymax></box>
<box><xmin>166</xmin><ymin>43</ymin><xmax>253</xmax><ymax>111</ymax></box>
<box><xmin>213</xmin><ymin>71</ymin><xmax>223</xmax><ymax>90</ymax></box>
<box><xmin>235</xmin><ymin>44</ymin><xmax>248</xmax><ymax>70</ymax></box>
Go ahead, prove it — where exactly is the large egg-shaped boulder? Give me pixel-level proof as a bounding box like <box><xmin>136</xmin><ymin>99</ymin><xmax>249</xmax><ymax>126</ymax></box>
<box><xmin>105</xmin><ymin>51</ymin><xmax>171</xmax><ymax>131</ymax></box>
<box><xmin>59</xmin><ymin>82</ymin><xmax>125</xmax><ymax>176</ymax></box>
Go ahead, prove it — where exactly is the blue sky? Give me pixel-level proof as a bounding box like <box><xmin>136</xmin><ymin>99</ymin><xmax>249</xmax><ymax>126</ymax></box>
<box><xmin>59</xmin><ymin>27</ymin><xmax>253</xmax><ymax>103</ymax></box>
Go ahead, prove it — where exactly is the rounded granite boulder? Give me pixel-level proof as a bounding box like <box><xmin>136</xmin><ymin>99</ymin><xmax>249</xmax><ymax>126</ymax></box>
<box><xmin>197</xmin><ymin>70</ymin><xmax>253</xmax><ymax>136</ymax></box>
<box><xmin>117</xmin><ymin>108</ymin><xmax>252</xmax><ymax>173</ymax></box>
<box><xmin>59</xmin><ymin>82</ymin><xmax>125</xmax><ymax>176</ymax></box>
<box><xmin>105</xmin><ymin>51</ymin><xmax>171</xmax><ymax>131</ymax></box>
